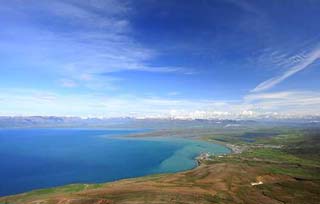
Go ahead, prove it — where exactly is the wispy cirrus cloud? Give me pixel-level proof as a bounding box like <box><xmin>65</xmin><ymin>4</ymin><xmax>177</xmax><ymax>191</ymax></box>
<box><xmin>252</xmin><ymin>46</ymin><xmax>320</xmax><ymax>92</ymax></box>
<box><xmin>0</xmin><ymin>0</ymin><xmax>189</xmax><ymax>90</ymax></box>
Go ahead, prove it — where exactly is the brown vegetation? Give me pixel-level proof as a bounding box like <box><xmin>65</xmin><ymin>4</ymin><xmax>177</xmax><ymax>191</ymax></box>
<box><xmin>2</xmin><ymin>159</ymin><xmax>319</xmax><ymax>204</ymax></box>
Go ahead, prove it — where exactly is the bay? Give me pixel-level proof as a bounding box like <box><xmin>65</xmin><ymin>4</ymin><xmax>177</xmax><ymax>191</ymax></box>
<box><xmin>0</xmin><ymin>128</ymin><xmax>230</xmax><ymax>196</ymax></box>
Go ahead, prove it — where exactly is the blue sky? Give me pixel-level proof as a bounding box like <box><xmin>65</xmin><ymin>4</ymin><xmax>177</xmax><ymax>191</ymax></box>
<box><xmin>0</xmin><ymin>0</ymin><xmax>320</xmax><ymax>118</ymax></box>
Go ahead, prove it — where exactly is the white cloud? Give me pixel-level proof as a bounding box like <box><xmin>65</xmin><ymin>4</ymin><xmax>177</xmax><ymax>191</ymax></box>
<box><xmin>245</xmin><ymin>91</ymin><xmax>293</xmax><ymax>101</ymax></box>
<box><xmin>1</xmin><ymin>88</ymin><xmax>319</xmax><ymax>119</ymax></box>
<box><xmin>252</xmin><ymin>46</ymin><xmax>320</xmax><ymax>92</ymax></box>
<box><xmin>0</xmin><ymin>88</ymin><xmax>233</xmax><ymax>118</ymax></box>
<box><xmin>244</xmin><ymin>91</ymin><xmax>320</xmax><ymax>115</ymax></box>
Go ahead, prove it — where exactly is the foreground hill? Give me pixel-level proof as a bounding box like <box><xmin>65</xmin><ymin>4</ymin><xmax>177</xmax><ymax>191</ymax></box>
<box><xmin>1</xmin><ymin>127</ymin><xmax>320</xmax><ymax>204</ymax></box>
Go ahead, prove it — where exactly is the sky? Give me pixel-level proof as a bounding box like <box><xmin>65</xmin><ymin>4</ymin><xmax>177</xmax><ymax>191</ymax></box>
<box><xmin>0</xmin><ymin>0</ymin><xmax>320</xmax><ymax>119</ymax></box>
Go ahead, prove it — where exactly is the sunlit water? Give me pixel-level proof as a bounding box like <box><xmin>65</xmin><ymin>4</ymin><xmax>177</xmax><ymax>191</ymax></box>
<box><xmin>0</xmin><ymin>129</ymin><xmax>230</xmax><ymax>196</ymax></box>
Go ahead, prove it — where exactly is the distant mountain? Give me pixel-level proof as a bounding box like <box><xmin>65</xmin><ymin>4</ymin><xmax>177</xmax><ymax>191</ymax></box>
<box><xmin>0</xmin><ymin>116</ymin><xmax>134</xmax><ymax>128</ymax></box>
<box><xmin>0</xmin><ymin>116</ymin><xmax>319</xmax><ymax>129</ymax></box>
<box><xmin>0</xmin><ymin>116</ymin><xmax>254</xmax><ymax>128</ymax></box>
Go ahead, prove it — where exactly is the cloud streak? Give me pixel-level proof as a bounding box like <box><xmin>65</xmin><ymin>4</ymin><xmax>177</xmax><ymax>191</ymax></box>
<box><xmin>252</xmin><ymin>46</ymin><xmax>320</xmax><ymax>92</ymax></box>
<box><xmin>0</xmin><ymin>0</ymin><xmax>188</xmax><ymax>90</ymax></box>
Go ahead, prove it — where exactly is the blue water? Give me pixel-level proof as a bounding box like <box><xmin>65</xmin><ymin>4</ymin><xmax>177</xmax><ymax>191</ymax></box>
<box><xmin>0</xmin><ymin>129</ymin><xmax>230</xmax><ymax>196</ymax></box>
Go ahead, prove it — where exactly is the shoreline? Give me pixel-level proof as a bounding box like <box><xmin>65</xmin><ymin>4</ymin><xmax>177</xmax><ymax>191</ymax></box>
<box><xmin>194</xmin><ymin>139</ymin><xmax>239</xmax><ymax>166</ymax></box>
<box><xmin>1</xmin><ymin>133</ymin><xmax>233</xmax><ymax>198</ymax></box>
<box><xmin>206</xmin><ymin>138</ymin><xmax>245</xmax><ymax>154</ymax></box>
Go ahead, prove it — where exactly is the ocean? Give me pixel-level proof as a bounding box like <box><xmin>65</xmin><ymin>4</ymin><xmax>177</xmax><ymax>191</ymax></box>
<box><xmin>0</xmin><ymin>128</ymin><xmax>230</xmax><ymax>196</ymax></box>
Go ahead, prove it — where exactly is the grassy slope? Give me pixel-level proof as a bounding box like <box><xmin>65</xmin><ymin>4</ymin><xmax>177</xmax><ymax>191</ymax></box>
<box><xmin>1</xmin><ymin>128</ymin><xmax>320</xmax><ymax>204</ymax></box>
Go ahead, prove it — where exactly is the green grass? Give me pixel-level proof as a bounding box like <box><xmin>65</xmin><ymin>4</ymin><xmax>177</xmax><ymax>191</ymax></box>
<box><xmin>267</xmin><ymin>165</ymin><xmax>320</xmax><ymax>179</ymax></box>
<box><xmin>242</xmin><ymin>148</ymin><xmax>302</xmax><ymax>162</ymax></box>
<box><xmin>23</xmin><ymin>183</ymin><xmax>104</xmax><ymax>197</ymax></box>
<box><xmin>0</xmin><ymin>184</ymin><xmax>101</xmax><ymax>204</ymax></box>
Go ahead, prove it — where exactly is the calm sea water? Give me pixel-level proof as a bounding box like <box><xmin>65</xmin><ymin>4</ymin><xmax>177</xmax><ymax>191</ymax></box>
<box><xmin>0</xmin><ymin>129</ymin><xmax>230</xmax><ymax>196</ymax></box>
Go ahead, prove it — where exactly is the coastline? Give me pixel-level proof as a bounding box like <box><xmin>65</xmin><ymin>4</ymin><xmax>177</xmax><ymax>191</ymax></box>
<box><xmin>194</xmin><ymin>139</ymin><xmax>239</xmax><ymax>166</ymax></box>
<box><xmin>206</xmin><ymin>138</ymin><xmax>246</xmax><ymax>154</ymax></box>
<box><xmin>0</xmin><ymin>132</ymin><xmax>233</xmax><ymax>198</ymax></box>
<box><xmin>2</xmin><ymin>128</ymin><xmax>319</xmax><ymax>203</ymax></box>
